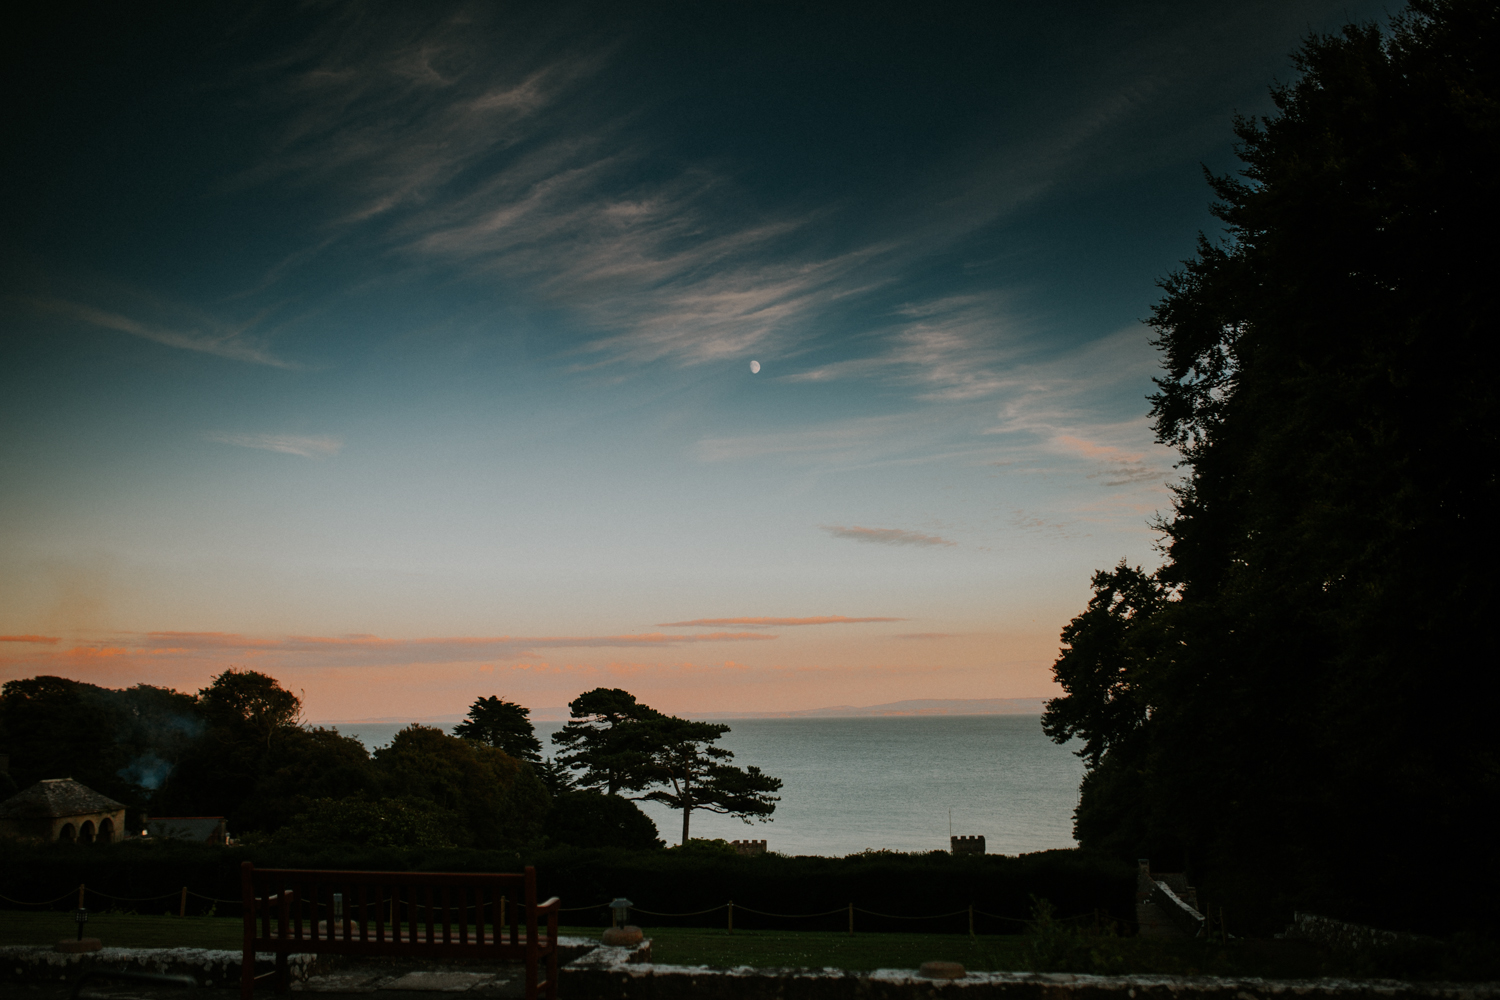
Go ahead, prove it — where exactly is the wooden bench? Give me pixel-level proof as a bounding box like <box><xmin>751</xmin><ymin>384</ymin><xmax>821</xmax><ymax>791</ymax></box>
<box><xmin>240</xmin><ymin>862</ymin><xmax>560</xmax><ymax>1000</ymax></box>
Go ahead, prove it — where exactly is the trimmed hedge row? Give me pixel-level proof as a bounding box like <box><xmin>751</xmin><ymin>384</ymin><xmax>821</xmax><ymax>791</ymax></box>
<box><xmin>0</xmin><ymin>842</ymin><xmax>1133</xmax><ymax>935</ymax></box>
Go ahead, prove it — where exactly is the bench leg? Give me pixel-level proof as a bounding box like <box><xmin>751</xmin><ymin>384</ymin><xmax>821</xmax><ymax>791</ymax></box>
<box><xmin>275</xmin><ymin>951</ymin><xmax>289</xmax><ymax>994</ymax></box>
<box><xmin>547</xmin><ymin>950</ymin><xmax>558</xmax><ymax>1000</ymax></box>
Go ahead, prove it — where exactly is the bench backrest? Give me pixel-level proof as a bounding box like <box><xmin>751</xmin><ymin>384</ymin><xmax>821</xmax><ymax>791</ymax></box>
<box><xmin>241</xmin><ymin>862</ymin><xmax>549</xmax><ymax>955</ymax></box>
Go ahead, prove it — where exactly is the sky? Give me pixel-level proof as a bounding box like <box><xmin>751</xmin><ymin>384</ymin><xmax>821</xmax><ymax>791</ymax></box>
<box><xmin>0</xmin><ymin>0</ymin><xmax>1389</xmax><ymax>721</ymax></box>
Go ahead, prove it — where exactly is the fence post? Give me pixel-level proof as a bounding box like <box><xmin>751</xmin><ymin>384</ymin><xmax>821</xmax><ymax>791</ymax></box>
<box><xmin>180</xmin><ymin>887</ymin><xmax>188</xmax><ymax>918</ymax></box>
<box><xmin>728</xmin><ymin>901</ymin><xmax>733</xmax><ymax>934</ymax></box>
<box><xmin>77</xmin><ymin>884</ymin><xmax>85</xmax><ymax>909</ymax></box>
<box><xmin>847</xmin><ymin>903</ymin><xmax>853</xmax><ymax>934</ymax></box>
<box><xmin>969</xmin><ymin>903</ymin><xmax>974</xmax><ymax>937</ymax></box>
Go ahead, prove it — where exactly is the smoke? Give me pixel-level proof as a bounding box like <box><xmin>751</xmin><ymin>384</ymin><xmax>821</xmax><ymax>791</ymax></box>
<box><xmin>117</xmin><ymin>752</ymin><xmax>174</xmax><ymax>790</ymax></box>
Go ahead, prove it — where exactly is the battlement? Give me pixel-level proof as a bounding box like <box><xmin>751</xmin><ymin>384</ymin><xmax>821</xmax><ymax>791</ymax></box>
<box><xmin>731</xmin><ymin>839</ymin><xmax>767</xmax><ymax>856</ymax></box>
<box><xmin>949</xmin><ymin>835</ymin><xmax>985</xmax><ymax>855</ymax></box>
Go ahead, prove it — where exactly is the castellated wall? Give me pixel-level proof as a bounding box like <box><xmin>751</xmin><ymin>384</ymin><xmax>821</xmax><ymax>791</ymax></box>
<box><xmin>950</xmin><ymin>835</ymin><xmax>985</xmax><ymax>855</ymax></box>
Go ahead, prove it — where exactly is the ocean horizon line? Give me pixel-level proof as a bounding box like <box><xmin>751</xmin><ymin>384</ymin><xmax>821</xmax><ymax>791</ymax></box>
<box><xmin>313</xmin><ymin>696</ymin><xmax>1050</xmax><ymax>727</ymax></box>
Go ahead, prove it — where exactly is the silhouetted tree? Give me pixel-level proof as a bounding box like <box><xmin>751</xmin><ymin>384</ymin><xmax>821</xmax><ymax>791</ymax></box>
<box><xmin>167</xmin><ymin>669</ymin><xmax>304</xmax><ymax>824</ymax></box>
<box><xmin>639</xmin><ymin>714</ymin><xmax>782</xmax><ymax>845</ymax></box>
<box><xmin>376</xmin><ymin>724</ymin><xmax>548</xmax><ymax>848</ymax></box>
<box><xmin>551</xmin><ymin>688</ymin><xmax>663</xmax><ymax>795</ymax></box>
<box><xmin>1046</xmin><ymin>0</ymin><xmax>1500</xmax><ymax>931</ymax></box>
<box><xmin>454</xmin><ymin>695</ymin><xmax>543</xmax><ymax>762</ymax></box>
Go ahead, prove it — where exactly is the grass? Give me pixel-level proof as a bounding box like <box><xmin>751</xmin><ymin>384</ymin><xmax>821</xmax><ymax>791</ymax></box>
<box><xmin>622</xmin><ymin>926</ymin><xmax>1029</xmax><ymax>971</ymax></box>
<box><xmin>0</xmin><ymin>910</ymin><xmax>244</xmax><ymax>950</ymax></box>
<box><xmin>2</xmin><ymin>912</ymin><xmax>1493</xmax><ymax>981</ymax></box>
<box><xmin>0</xmin><ymin>911</ymin><xmax>1023</xmax><ymax>969</ymax></box>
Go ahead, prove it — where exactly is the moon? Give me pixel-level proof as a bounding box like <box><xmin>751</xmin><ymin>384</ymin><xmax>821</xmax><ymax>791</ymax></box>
<box><xmin>750</xmin><ymin>360</ymin><xmax>761</xmax><ymax>373</ymax></box>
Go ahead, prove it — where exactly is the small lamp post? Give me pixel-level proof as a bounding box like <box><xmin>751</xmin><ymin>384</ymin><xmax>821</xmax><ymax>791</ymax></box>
<box><xmin>73</xmin><ymin>907</ymin><xmax>88</xmax><ymax>942</ymax></box>
<box><xmin>601</xmin><ymin>897</ymin><xmax>642</xmax><ymax>948</ymax></box>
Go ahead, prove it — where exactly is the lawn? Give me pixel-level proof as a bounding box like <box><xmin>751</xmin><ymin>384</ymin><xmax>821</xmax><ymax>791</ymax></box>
<box><xmin>4</xmin><ymin>911</ymin><xmax>1491</xmax><ymax>981</ymax></box>
<box><xmin>0</xmin><ymin>910</ymin><xmax>1022</xmax><ymax>969</ymax></box>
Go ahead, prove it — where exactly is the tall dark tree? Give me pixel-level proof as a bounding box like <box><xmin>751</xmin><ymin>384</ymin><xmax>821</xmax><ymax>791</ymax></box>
<box><xmin>551</xmin><ymin>688</ymin><xmax>662</xmax><ymax>795</ymax></box>
<box><xmin>1046</xmin><ymin>0</ymin><xmax>1499</xmax><ymax>932</ymax></box>
<box><xmin>454</xmin><ymin>695</ymin><xmax>543</xmax><ymax>762</ymax></box>
<box><xmin>167</xmin><ymin>669</ymin><xmax>304</xmax><ymax>824</ymax></box>
<box><xmin>1042</xmin><ymin>563</ymin><xmax>1169</xmax><ymax>860</ymax></box>
<box><xmin>640</xmin><ymin>714</ymin><xmax>781</xmax><ymax>845</ymax></box>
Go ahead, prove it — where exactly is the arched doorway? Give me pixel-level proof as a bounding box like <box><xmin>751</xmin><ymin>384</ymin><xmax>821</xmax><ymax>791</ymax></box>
<box><xmin>97</xmin><ymin>817</ymin><xmax>115</xmax><ymax>844</ymax></box>
<box><xmin>58</xmin><ymin>823</ymin><xmax>76</xmax><ymax>843</ymax></box>
<box><xmin>79</xmin><ymin>820</ymin><xmax>96</xmax><ymax>844</ymax></box>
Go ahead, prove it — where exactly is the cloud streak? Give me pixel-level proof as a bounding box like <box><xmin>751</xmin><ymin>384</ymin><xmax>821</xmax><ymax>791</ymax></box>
<box><xmin>821</xmin><ymin>525</ymin><xmax>956</xmax><ymax>547</ymax></box>
<box><xmin>205</xmin><ymin>433</ymin><xmax>345</xmax><ymax>458</ymax></box>
<box><xmin>0</xmin><ymin>630</ymin><xmax>780</xmax><ymax>674</ymax></box>
<box><xmin>657</xmin><ymin>616</ymin><xmax>904</xmax><ymax>628</ymax></box>
<box><xmin>34</xmin><ymin>298</ymin><xmax>294</xmax><ymax>368</ymax></box>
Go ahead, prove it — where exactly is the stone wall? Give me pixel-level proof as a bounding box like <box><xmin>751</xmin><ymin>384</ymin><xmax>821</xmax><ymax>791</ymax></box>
<box><xmin>950</xmin><ymin>836</ymin><xmax>985</xmax><ymax>856</ymax></box>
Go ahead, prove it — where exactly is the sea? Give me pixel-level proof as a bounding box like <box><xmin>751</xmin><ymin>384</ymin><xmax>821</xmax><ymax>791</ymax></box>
<box><xmin>329</xmin><ymin>716</ymin><xmax>1084</xmax><ymax>857</ymax></box>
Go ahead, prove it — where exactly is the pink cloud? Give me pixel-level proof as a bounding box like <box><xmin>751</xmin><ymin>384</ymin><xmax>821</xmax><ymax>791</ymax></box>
<box><xmin>656</xmin><ymin>616</ymin><xmax>904</xmax><ymax>627</ymax></box>
<box><xmin>820</xmin><ymin>525</ymin><xmax>955</xmax><ymax>547</ymax></box>
<box><xmin>0</xmin><ymin>635</ymin><xmax>61</xmax><ymax>644</ymax></box>
<box><xmin>1052</xmin><ymin>434</ymin><xmax>1144</xmax><ymax>463</ymax></box>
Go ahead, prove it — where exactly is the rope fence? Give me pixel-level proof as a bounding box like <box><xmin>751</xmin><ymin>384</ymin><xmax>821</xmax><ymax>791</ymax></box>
<box><xmin>0</xmin><ymin>884</ymin><xmax>1108</xmax><ymax>934</ymax></box>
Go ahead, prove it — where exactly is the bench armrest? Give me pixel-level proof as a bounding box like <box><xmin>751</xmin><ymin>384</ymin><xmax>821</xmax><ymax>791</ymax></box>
<box><xmin>537</xmin><ymin>897</ymin><xmax>561</xmax><ymax>913</ymax></box>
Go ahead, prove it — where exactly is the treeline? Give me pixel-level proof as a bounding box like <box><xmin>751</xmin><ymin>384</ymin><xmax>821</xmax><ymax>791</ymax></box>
<box><xmin>0</xmin><ymin>671</ymin><xmax>552</xmax><ymax>849</ymax></box>
<box><xmin>1041</xmin><ymin>0</ymin><xmax>1498</xmax><ymax>935</ymax></box>
<box><xmin>0</xmin><ymin>839</ymin><xmax>1134</xmax><ymax>933</ymax></box>
<box><xmin>0</xmin><ymin>672</ymin><xmax>785</xmax><ymax>853</ymax></box>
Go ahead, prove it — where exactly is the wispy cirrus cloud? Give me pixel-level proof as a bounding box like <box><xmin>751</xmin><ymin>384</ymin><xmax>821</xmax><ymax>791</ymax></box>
<box><xmin>0</xmin><ymin>635</ymin><xmax>61</xmax><ymax>644</ymax></box>
<box><xmin>204</xmin><ymin>433</ymin><xmax>345</xmax><ymax>458</ymax></box>
<box><xmin>1054</xmin><ymin>433</ymin><xmax>1166</xmax><ymax>487</ymax></box>
<box><xmin>657</xmin><ymin>616</ymin><xmax>904</xmax><ymax>628</ymax></box>
<box><xmin>821</xmin><ymin>525</ymin><xmax>956</xmax><ymax>547</ymax></box>
<box><xmin>33</xmin><ymin>298</ymin><xmax>294</xmax><ymax>368</ymax></box>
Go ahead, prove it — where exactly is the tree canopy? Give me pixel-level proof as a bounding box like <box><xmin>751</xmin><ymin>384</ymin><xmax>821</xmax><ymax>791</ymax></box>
<box><xmin>454</xmin><ymin>695</ymin><xmax>543</xmax><ymax>762</ymax></box>
<box><xmin>1044</xmin><ymin>0</ymin><xmax>1499</xmax><ymax>933</ymax></box>
<box><xmin>551</xmin><ymin>688</ymin><xmax>664</xmax><ymax>796</ymax></box>
<box><xmin>553</xmin><ymin>687</ymin><xmax>782</xmax><ymax>844</ymax></box>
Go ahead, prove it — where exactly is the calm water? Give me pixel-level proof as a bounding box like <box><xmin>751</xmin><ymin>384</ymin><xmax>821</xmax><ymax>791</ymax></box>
<box><xmin>332</xmin><ymin>716</ymin><xmax>1083</xmax><ymax>857</ymax></box>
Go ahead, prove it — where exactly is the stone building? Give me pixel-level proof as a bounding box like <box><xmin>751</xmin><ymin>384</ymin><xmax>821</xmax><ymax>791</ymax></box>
<box><xmin>0</xmin><ymin>778</ymin><xmax>126</xmax><ymax>844</ymax></box>
<box><xmin>950</xmin><ymin>834</ymin><xmax>985</xmax><ymax>855</ymax></box>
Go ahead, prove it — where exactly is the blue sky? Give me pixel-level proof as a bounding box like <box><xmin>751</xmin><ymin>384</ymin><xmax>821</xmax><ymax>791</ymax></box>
<box><xmin>0</xmin><ymin>0</ymin><xmax>1388</xmax><ymax>718</ymax></box>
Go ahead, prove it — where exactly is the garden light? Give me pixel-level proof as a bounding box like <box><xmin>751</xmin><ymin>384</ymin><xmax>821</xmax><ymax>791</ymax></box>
<box><xmin>608</xmin><ymin>897</ymin><xmax>632</xmax><ymax>928</ymax></box>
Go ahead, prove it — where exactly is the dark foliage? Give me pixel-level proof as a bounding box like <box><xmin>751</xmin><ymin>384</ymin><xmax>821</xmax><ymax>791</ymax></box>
<box><xmin>551</xmin><ymin>688</ymin><xmax>662</xmax><ymax>796</ymax></box>
<box><xmin>0</xmin><ymin>676</ymin><xmax>201</xmax><ymax>816</ymax></box>
<box><xmin>374</xmin><ymin>724</ymin><xmax>549</xmax><ymax>849</ymax></box>
<box><xmin>1045</xmin><ymin>0</ymin><xmax>1500</xmax><ymax>933</ymax></box>
<box><xmin>641</xmin><ymin>714</ymin><xmax>781</xmax><ymax>845</ymax></box>
<box><xmin>552</xmin><ymin>687</ymin><xmax>782</xmax><ymax>844</ymax></box>
<box><xmin>0</xmin><ymin>839</ymin><xmax>1133</xmax><ymax>937</ymax></box>
<box><xmin>232</xmin><ymin>726</ymin><xmax>382</xmax><ymax>835</ymax></box>
<box><xmin>543</xmin><ymin>790</ymin><xmax>662</xmax><ymax>850</ymax></box>
<box><xmin>454</xmin><ymin>695</ymin><xmax>543</xmax><ymax>762</ymax></box>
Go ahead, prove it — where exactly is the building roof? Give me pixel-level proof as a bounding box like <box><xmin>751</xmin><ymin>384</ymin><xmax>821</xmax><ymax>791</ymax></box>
<box><xmin>0</xmin><ymin>779</ymin><xmax>125</xmax><ymax>820</ymax></box>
